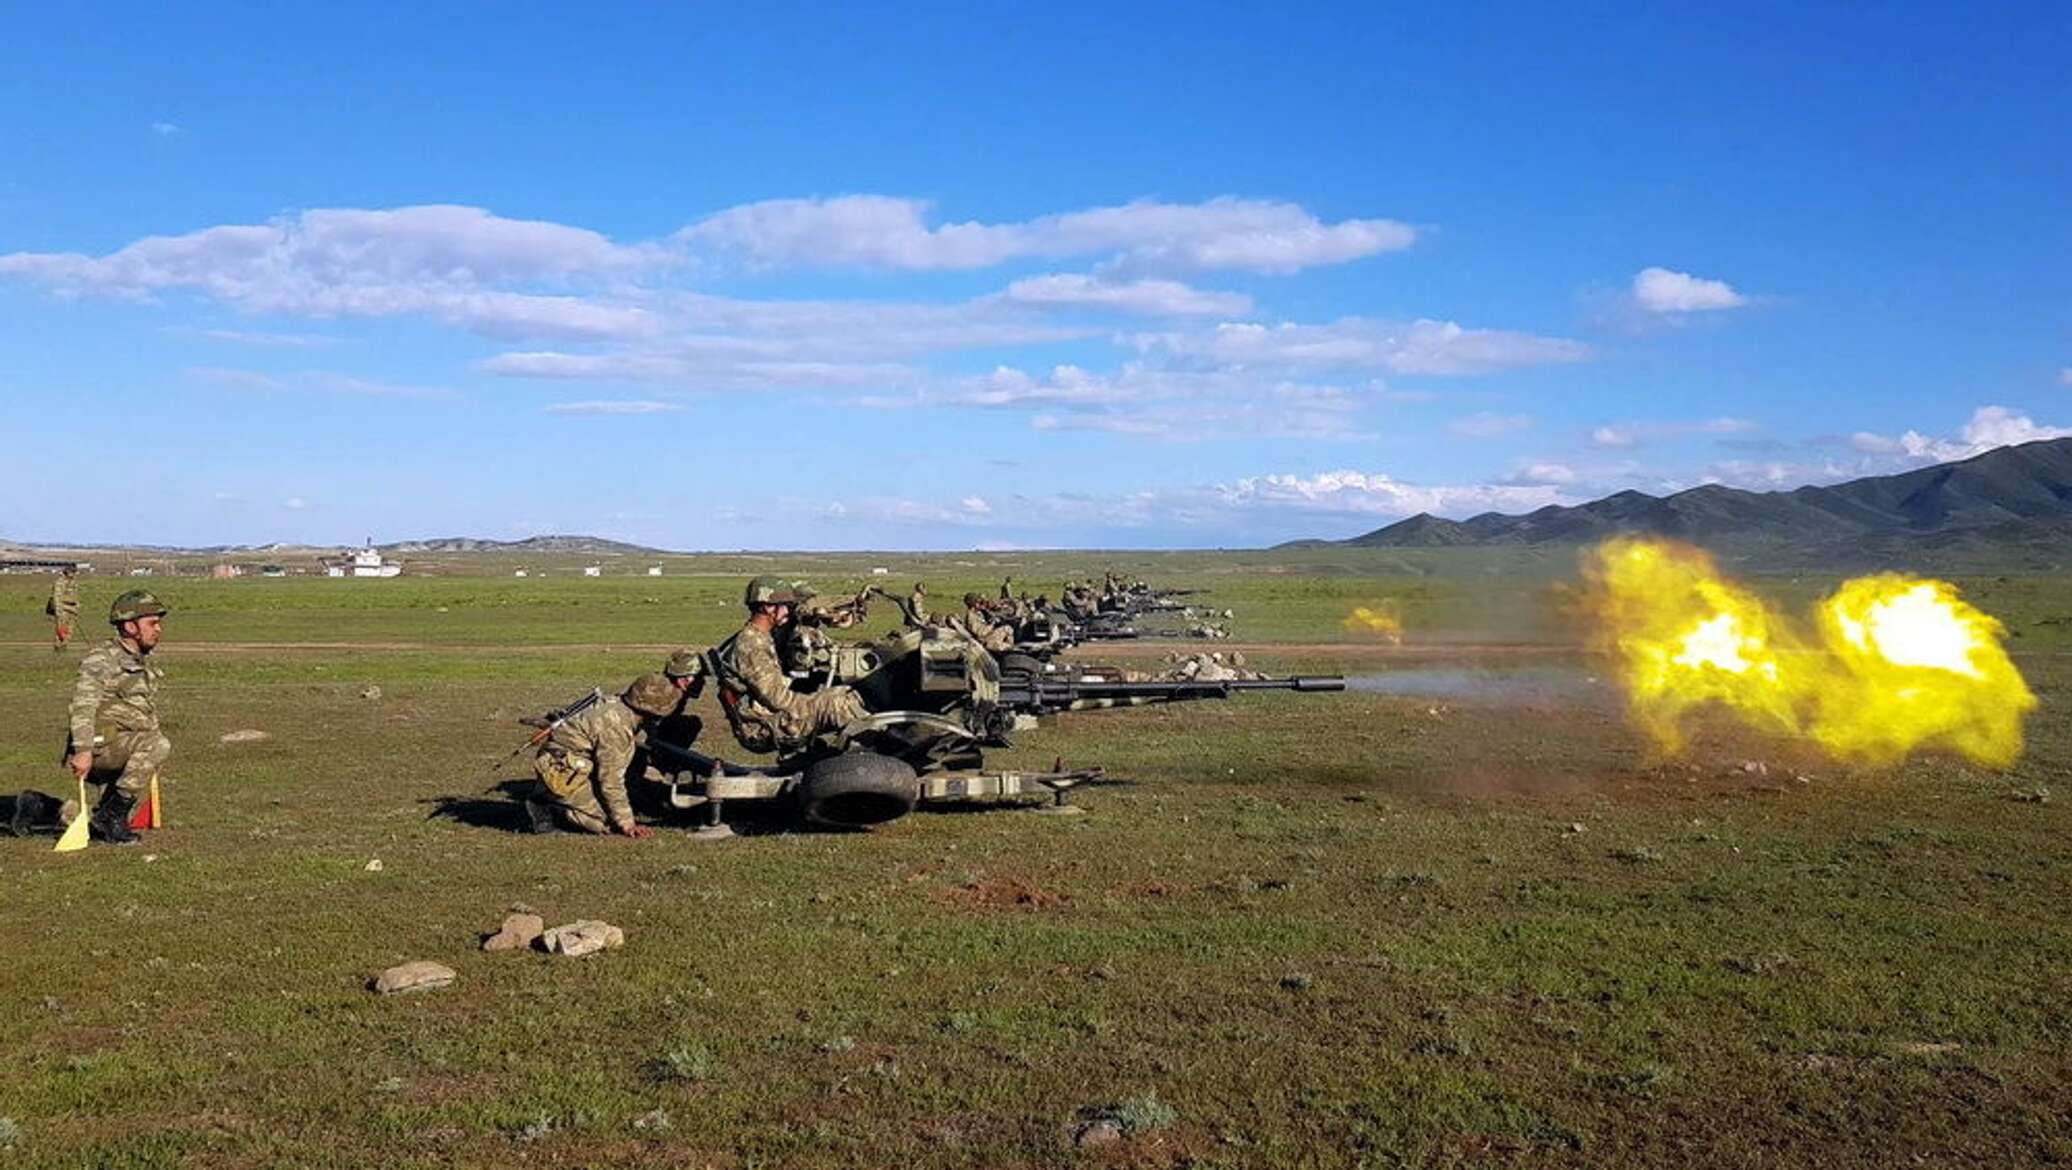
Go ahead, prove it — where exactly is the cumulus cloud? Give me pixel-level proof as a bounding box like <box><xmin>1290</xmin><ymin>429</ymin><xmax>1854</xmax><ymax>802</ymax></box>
<box><xmin>1448</xmin><ymin>412</ymin><xmax>1532</xmax><ymax>439</ymax></box>
<box><xmin>935</xmin><ymin>364</ymin><xmax>1380</xmax><ymax>441</ymax></box>
<box><xmin>2059</xmin><ymin>367</ymin><xmax>2072</xmax><ymax>387</ymax></box>
<box><xmin>186</xmin><ymin>327</ymin><xmax>337</xmax><ymax>348</ymax></box>
<box><xmin>150</xmin><ymin>121</ymin><xmax>182</xmax><ymax>136</ymax></box>
<box><xmin>997</xmin><ymin>273</ymin><xmax>1251</xmax><ymax>317</ymax></box>
<box><xmin>543</xmin><ymin>400</ymin><xmax>685</xmax><ymax>416</ymax></box>
<box><xmin>1138</xmin><ymin>318</ymin><xmax>1589</xmax><ymax>375</ymax></box>
<box><xmin>1502</xmin><ymin>461</ymin><xmax>1579</xmax><ymax>486</ymax></box>
<box><xmin>679</xmin><ymin>195</ymin><xmax>1414</xmax><ymax>274</ymax></box>
<box><xmin>1851</xmin><ymin>405</ymin><xmax>2072</xmax><ymax>464</ymax></box>
<box><xmin>1632</xmin><ymin>267</ymin><xmax>1748</xmax><ymax>313</ymax></box>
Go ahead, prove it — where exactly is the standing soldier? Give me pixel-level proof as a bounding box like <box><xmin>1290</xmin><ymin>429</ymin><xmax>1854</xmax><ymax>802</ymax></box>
<box><xmin>46</xmin><ymin>566</ymin><xmax>80</xmax><ymax>651</ymax></box>
<box><xmin>906</xmin><ymin>581</ymin><xmax>929</xmax><ymax>625</ymax></box>
<box><xmin>526</xmin><ymin>673</ymin><xmax>675</xmax><ymax>837</ymax></box>
<box><xmin>711</xmin><ymin>577</ymin><xmax>869</xmax><ymax>753</ymax></box>
<box><xmin>65</xmin><ymin>590</ymin><xmax>171</xmax><ymax>845</ymax></box>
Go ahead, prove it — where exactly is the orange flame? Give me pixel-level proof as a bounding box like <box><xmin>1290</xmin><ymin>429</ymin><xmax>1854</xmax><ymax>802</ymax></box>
<box><xmin>1583</xmin><ymin>538</ymin><xmax>2034</xmax><ymax>767</ymax></box>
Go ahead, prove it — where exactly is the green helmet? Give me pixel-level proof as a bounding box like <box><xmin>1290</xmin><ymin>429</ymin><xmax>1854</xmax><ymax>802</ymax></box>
<box><xmin>790</xmin><ymin>579</ymin><xmax>820</xmax><ymax>602</ymax></box>
<box><xmin>743</xmin><ymin>575</ymin><xmax>803</xmax><ymax>608</ymax></box>
<box><xmin>623</xmin><ymin>673</ymin><xmax>679</xmax><ymax>718</ymax></box>
<box><xmin>109</xmin><ymin>590</ymin><xmax>169</xmax><ymax>624</ymax></box>
<box><xmin>663</xmin><ymin>649</ymin><xmax>703</xmax><ymax>679</ymax></box>
<box><xmin>963</xmin><ymin>592</ymin><xmax>985</xmax><ymax>609</ymax></box>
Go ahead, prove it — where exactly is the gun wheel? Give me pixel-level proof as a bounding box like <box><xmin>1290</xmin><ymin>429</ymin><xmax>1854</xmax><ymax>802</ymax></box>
<box><xmin>798</xmin><ymin>753</ymin><xmax>921</xmax><ymax>831</ymax></box>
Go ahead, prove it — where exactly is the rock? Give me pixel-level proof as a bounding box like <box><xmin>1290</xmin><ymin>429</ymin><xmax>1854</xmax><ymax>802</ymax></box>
<box><xmin>1566</xmin><ymin>822</ymin><xmax>1587</xmax><ymax>834</ymax></box>
<box><xmin>1075</xmin><ymin>1120</ymin><xmax>1124</xmax><ymax>1149</ymax></box>
<box><xmin>482</xmin><ymin>911</ymin><xmax>547</xmax><ymax>952</ymax></box>
<box><xmin>537</xmin><ymin>920</ymin><xmax>625</xmax><ymax>957</ymax></box>
<box><xmin>360</xmin><ymin>686</ymin><xmax>383</xmax><ymax>701</ymax></box>
<box><xmin>372</xmin><ymin>961</ymin><xmax>455</xmax><ymax>995</ymax></box>
<box><xmin>364</xmin><ymin>859</ymin><xmax>384</xmax><ymax>872</ymax></box>
<box><xmin>632</xmin><ymin>1108</ymin><xmax>672</xmax><ymax>1132</ymax></box>
<box><xmin>219</xmin><ymin>729</ymin><xmax>270</xmax><ymax>743</ymax></box>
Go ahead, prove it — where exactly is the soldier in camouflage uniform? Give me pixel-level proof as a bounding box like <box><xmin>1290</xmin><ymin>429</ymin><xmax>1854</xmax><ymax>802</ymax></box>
<box><xmin>946</xmin><ymin>592</ymin><xmax>1015</xmax><ymax>654</ymax></box>
<box><xmin>47</xmin><ymin>567</ymin><xmax>80</xmax><ymax>651</ymax></box>
<box><xmin>711</xmin><ymin>577</ymin><xmax>870</xmax><ymax>754</ymax></box>
<box><xmin>906</xmin><ymin>582</ymin><xmax>929</xmax><ymax>626</ymax></box>
<box><xmin>527</xmin><ymin>673</ymin><xmax>676</xmax><ymax>836</ymax></box>
<box><xmin>65</xmin><ymin>590</ymin><xmax>171</xmax><ymax>845</ymax></box>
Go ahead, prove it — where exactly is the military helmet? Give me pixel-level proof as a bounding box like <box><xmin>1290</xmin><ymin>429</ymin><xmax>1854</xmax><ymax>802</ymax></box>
<box><xmin>743</xmin><ymin>575</ymin><xmax>803</xmax><ymax>608</ymax></box>
<box><xmin>623</xmin><ymin>672</ymin><xmax>679</xmax><ymax>717</ymax></box>
<box><xmin>790</xmin><ymin>579</ymin><xmax>819</xmax><ymax>602</ymax></box>
<box><xmin>962</xmin><ymin>592</ymin><xmax>985</xmax><ymax>608</ymax></box>
<box><xmin>109</xmin><ymin>590</ymin><xmax>169</xmax><ymax>625</ymax></box>
<box><xmin>663</xmin><ymin>649</ymin><xmax>703</xmax><ymax>679</ymax></box>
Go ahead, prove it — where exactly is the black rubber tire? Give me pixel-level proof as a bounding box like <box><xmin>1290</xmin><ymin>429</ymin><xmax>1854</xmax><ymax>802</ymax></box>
<box><xmin>798</xmin><ymin>753</ymin><xmax>921</xmax><ymax>830</ymax></box>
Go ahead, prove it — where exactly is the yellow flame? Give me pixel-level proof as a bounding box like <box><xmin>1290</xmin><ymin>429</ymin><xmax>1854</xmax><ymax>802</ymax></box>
<box><xmin>1583</xmin><ymin>538</ymin><xmax>2035</xmax><ymax>767</ymax></box>
<box><xmin>1344</xmin><ymin>604</ymin><xmax>1403</xmax><ymax>643</ymax></box>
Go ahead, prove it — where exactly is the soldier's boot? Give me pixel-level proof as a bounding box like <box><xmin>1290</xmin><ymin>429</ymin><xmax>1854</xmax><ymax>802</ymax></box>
<box><xmin>522</xmin><ymin>798</ymin><xmax>560</xmax><ymax>834</ymax></box>
<box><xmin>10</xmin><ymin>790</ymin><xmax>60</xmax><ymax>837</ymax></box>
<box><xmin>90</xmin><ymin>789</ymin><xmax>140</xmax><ymax>846</ymax></box>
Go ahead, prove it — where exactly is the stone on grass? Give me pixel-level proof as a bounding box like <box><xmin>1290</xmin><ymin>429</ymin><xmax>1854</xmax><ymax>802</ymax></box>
<box><xmin>538</xmin><ymin>920</ymin><xmax>625</xmax><ymax>957</ymax></box>
<box><xmin>483</xmin><ymin>912</ymin><xmax>547</xmax><ymax>952</ymax></box>
<box><xmin>360</xmin><ymin>686</ymin><xmax>383</xmax><ymax>700</ymax></box>
<box><xmin>219</xmin><ymin>729</ymin><xmax>270</xmax><ymax>744</ymax></box>
<box><xmin>1074</xmin><ymin>1119</ymin><xmax>1123</xmax><ymax>1149</ymax></box>
<box><xmin>364</xmin><ymin>859</ymin><xmax>384</xmax><ymax>872</ymax></box>
<box><xmin>372</xmin><ymin>960</ymin><xmax>455</xmax><ymax>995</ymax></box>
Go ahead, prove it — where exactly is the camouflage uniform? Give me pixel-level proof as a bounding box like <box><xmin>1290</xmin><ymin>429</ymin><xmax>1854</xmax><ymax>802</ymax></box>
<box><xmin>69</xmin><ymin>636</ymin><xmax>171</xmax><ymax>802</ymax></box>
<box><xmin>47</xmin><ymin>573</ymin><xmax>80</xmax><ymax>649</ymax></box>
<box><xmin>946</xmin><ymin>600</ymin><xmax>1015</xmax><ymax>654</ymax></box>
<box><xmin>713</xmin><ymin>623</ymin><xmax>870</xmax><ymax>752</ymax></box>
<box><xmin>533</xmin><ymin>696</ymin><xmax>644</xmax><ymax>834</ymax></box>
<box><xmin>906</xmin><ymin>584</ymin><xmax>929</xmax><ymax>625</ymax></box>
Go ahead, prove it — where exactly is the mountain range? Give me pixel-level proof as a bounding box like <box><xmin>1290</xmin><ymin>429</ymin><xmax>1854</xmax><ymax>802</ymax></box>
<box><xmin>1286</xmin><ymin>437</ymin><xmax>2072</xmax><ymax>565</ymax></box>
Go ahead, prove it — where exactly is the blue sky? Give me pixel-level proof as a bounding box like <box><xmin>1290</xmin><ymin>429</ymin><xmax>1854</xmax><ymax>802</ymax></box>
<box><xmin>2</xmin><ymin>2</ymin><xmax>2066</xmax><ymax>550</ymax></box>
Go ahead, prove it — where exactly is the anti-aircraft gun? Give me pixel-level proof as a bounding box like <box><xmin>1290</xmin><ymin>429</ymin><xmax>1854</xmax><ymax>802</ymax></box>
<box><xmin>645</xmin><ymin>621</ymin><xmax>1343</xmax><ymax>834</ymax></box>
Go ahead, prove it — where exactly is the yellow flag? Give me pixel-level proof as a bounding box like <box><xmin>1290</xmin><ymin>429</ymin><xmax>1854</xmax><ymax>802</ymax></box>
<box><xmin>53</xmin><ymin>777</ymin><xmax>89</xmax><ymax>853</ymax></box>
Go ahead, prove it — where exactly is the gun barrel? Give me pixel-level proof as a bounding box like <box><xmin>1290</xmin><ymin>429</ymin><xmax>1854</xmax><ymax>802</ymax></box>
<box><xmin>999</xmin><ymin>674</ymin><xmax>1345</xmax><ymax>712</ymax></box>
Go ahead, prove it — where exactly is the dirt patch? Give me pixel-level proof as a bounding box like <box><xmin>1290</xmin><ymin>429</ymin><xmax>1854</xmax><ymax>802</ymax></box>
<box><xmin>940</xmin><ymin>876</ymin><xmax>1070</xmax><ymax>911</ymax></box>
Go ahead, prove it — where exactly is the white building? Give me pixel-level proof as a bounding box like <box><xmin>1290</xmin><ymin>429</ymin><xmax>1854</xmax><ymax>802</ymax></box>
<box><xmin>325</xmin><ymin>542</ymin><xmax>403</xmax><ymax>578</ymax></box>
<box><xmin>647</xmin><ymin>566</ymin><xmax>664</xmax><ymax>577</ymax></box>
<box><xmin>582</xmin><ymin>565</ymin><xmax>602</xmax><ymax>577</ymax></box>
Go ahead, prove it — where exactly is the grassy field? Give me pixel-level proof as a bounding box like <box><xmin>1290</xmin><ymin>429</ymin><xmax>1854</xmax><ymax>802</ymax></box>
<box><xmin>1</xmin><ymin>552</ymin><xmax>2069</xmax><ymax>1168</ymax></box>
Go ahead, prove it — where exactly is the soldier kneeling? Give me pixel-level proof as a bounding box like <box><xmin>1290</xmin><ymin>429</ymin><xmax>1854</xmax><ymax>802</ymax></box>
<box><xmin>525</xmin><ymin>673</ymin><xmax>677</xmax><ymax>837</ymax></box>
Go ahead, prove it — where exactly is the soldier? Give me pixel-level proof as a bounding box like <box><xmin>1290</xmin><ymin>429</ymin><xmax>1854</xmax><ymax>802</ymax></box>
<box><xmin>946</xmin><ymin>592</ymin><xmax>1015</xmax><ymax>653</ymax></box>
<box><xmin>526</xmin><ymin>673</ymin><xmax>676</xmax><ymax>837</ymax></box>
<box><xmin>46</xmin><ymin>567</ymin><xmax>80</xmax><ymax>651</ymax></box>
<box><xmin>711</xmin><ymin>577</ymin><xmax>870</xmax><ymax>753</ymax></box>
<box><xmin>906</xmin><ymin>582</ymin><xmax>929</xmax><ymax>625</ymax></box>
<box><xmin>629</xmin><ymin>650</ymin><xmax>706</xmax><ymax>792</ymax></box>
<box><xmin>65</xmin><ymin>590</ymin><xmax>171</xmax><ymax>845</ymax></box>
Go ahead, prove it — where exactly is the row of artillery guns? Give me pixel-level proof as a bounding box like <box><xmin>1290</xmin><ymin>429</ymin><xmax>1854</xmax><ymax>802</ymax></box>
<box><xmin>643</xmin><ymin>584</ymin><xmax>1343</xmax><ymax>832</ymax></box>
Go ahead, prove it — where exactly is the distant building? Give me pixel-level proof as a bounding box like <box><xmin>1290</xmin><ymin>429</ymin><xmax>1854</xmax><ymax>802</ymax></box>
<box><xmin>870</xmin><ymin>567</ymin><xmax>890</xmax><ymax>576</ymax></box>
<box><xmin>647</xmin><ymin>566</ymin><xmax>664</xmax><ymax>577</ymax></box>
<box><xmin>324</xmin><ymin>541</ymin><xmax>403</xmax><ymax>579</ymax></box>
<box><xmin>514</xmin><ymin>569</ymin><xmax>528</xmax><ymax>578</ymax></box>
<box><xmin>583</xmin><ymin>566</ymin><xmax>602</xmax><ymax>577</ymax></box>
<box><xmin>209</xmin><ymin>564</ymin><xmax>243</xmax><ymax>579</ymax></box>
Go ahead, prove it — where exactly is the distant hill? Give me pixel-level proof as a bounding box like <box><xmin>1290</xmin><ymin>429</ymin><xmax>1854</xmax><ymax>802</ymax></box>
<box><xmin>378</xmin><ymin>535</ymin><xmax>665</xmax><ymax>555</ymax></box>
<box><xmin>1298</xmin><ymin>437</ymin><xmax>2072</xmax><ymax>554</ymax></box>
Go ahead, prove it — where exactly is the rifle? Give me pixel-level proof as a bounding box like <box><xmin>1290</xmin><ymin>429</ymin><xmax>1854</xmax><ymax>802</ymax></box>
<box><xmin>491</xmin><ymin>687</ymin><xmax>603</xmax><ymax>774</ymax></box>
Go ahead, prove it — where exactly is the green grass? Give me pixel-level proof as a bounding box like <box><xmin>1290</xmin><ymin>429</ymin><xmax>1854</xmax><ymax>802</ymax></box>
<box><xmin>1</xmin><ymin>555</ymin><xmax>2069</xmax><ymax>1167</ymax></box>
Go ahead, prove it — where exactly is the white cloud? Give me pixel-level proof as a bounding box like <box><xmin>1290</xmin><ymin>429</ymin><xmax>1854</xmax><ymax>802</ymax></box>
<box><xmin>935</xmin><ymin>364</ymin><xmax>1379</xmax><ymax>441</ymax></box>
<box><xmin>150</xmin><ymin>121</ymin><xmax>183</xmax><ymax>136</ymax></box>
<box><xmin>0</xmin><ymin>205</ymin><xmax>668</xmax><ymax>340</ymax></box>
<box><xmin>1587</xmin><ymin>417</ymin><xmax>1759</xmax><ymax>448</ymax></box>
<box><xmin>187</xmin><ymin>366</ymin><xmax>444</xmax><ymax>397</ymax></box>
<box><xmin>2059</xmin><ymin>367</ymin><xmax>2072</xmax><ymax>387</ymax></box>
<box><xmin>998</xmin><ymin>273</ymin><xmax>1251</xmax><ymax>317</ymax></box>
<box><xmin>188</xmin><ymin>327</ymin><xmax>337</xmax><ymax>348</ymax></box>
<box><xmin>282</xmin><ymin>497</ymin><xmax>308</xmax><ymax>510</ymax></box>
<box><xmin>543</xmin><ymin>400</ymin><xmax>685</xmax><ymax>416</ymax></box>
<box><xmin>960</xmin><ymin>496</ymin><xmax>992</xmax><ymax>515</ymax></box>
<box><xmin>1139</xmin><ymin>318</ymin><xmax>1589</xmax><ymax>375</ymax></box>
<box><xmin>1503</xmin><ymin>461</ymin><xmax>1578</xmax><ymax>486</ymax></box>
<box><xmin>1448</xmin><ymin>412</ymin><xmax>1532</xmax><ymax>439</ymax></box>
<box><xmin>679</xmin><ymin>195</ymin><xmax>1414</xmax><ymax>274</ymax></box>
<box><xmin>1852</xmin><ymin>406</ymin><xmax>2072</xmax><ymax>464</ymax></box>
<box><xmin>1632</xmin><ymin>267</ymin><xmax>1748</xmax><ymax>313</ymax></box>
